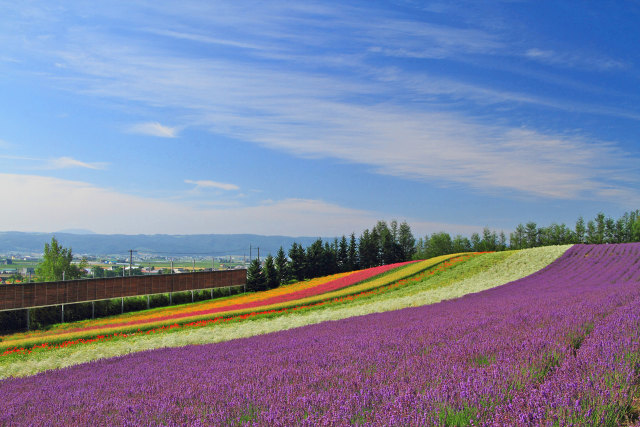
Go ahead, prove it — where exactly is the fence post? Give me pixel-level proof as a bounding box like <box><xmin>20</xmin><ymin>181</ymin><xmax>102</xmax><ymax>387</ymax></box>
<box><xmin>61</xmin><ymin>304</ymin><xmax>64</xmax><ymax>323</ymax></box>
<box><xmin>147</xmin><ymin>295</ymin><xmax>150</xmax><ymax>310</ymax></box>
<box><xmin>191</xmin><ymin>290</ymin><xmax>194</xmax><ymax>303</ymax></box>
<box><xmin>121</xmin><ymin>297</ymin><xmax>124</xmax><ymax>314</ymax></box>
<box><xmin>92</xmin><ymin>301</ymin><xmax>95</xmax><ymax>319</ymax></box>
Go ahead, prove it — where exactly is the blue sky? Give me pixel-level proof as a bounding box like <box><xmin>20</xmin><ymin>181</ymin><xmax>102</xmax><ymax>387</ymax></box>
<box><xmin>1</xmin><ymin>1</ymin><xmax>639</xmax><ymax>237</ymax></box>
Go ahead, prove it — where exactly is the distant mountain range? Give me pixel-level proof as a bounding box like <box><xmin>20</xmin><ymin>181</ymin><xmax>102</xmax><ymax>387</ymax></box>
<box><xmin>0</xmin><ymin>231</ymin><xmax>330</xmax><ymax>257</ymax></box>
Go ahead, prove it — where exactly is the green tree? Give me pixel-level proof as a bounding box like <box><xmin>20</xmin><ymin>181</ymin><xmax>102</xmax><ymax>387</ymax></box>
<box><xmin>376</xmin><ymin>220</ymin><xmax>399</xmax><ymax>264</ymax></box>
<box><xmin>324</xmin><ymin>241</ymin><xmax>338</xmax><ymax>275</ymax></box>
<box><xmin>36</xmin><ymin>237</ymin><xmax>86</xmax><ymax>282</ymax></box>
<box><xmin>479</xmin><ymin>227</ymin><xmax>498</xmax><ymax>251</ymax></box>
<box><xmin>421</xmin><ymin>232</ymin><xmax>452</xmax><ymax>258</ymax></box>
<box><xmin>452</xmin><ymin>235</ymin><xmax>472</xmax><ymax>253</ymax></box>
<box><xmin>470</xmin><ymin>233</ymin><xmax>481</xmax><ymax>252</ymax></box>
<box><xmin>510</xmin><ymin>224</ymin><xmax>526</xmax><ymax>249</ymax></box>
<box><xmin>91</xmin><ymin>266</ymin><xmax>105</xmax><ymax>278</ymax></box>
<box><xmin>263</xmin><ymin>255</ymin><xmax>278</xmax><ymax>290</ymax></box>
<box><xmin>274</xmin><ymin>246</ymin><xmax>289</xmax><ymax>285</ymax></box>
<box><xmin>288</xmin><ymin>243</ymin><xmax>306</xmax><ymax>281</ymax></box>
<box><xmin>398</xmin><ymin>221</ymin><xmax>416</xmax><ymax>261</ymax></box>
<box><xmin>359</xmin><ymin>229</ymin><xmax>378</xmax><ymax>268</ymax></box>
<box><xmin>586</xmin><ymin>220</ymin><xmax>597</xmax><ymax>244</ymax></box>
<box><xmin>524</xmin><ymin>222</ymin><xmax>539</xmax><ymax>248</ymax></box>
<box><xmin>246</xmin><ymin>259</ymin><xmax>266</xmax><ymax>292</ymax></box>
<box><xmin>632</xmin><ymin>218</ymin><xmax>640</xmax><ymax>242</ymax></box>
<box><xmin>305</xmin><ymin>239</ymin><xmax>325</xmax><ymax>278</ymax></box>
<box><xmin>498</xmin><ymin>231</ymin><xmax>507</xmax><ymax>251</ymax></box>
<box><xmin>595</xmin><ymin>212</ymin><xmax>606</xmax><ymax>244</ymax></box>
<box><xmin>347</xmin><ymin>233</ymin><xmax>359</xmax><ymax>271</ymax></box>
<box><xmin>574</xmin><ymin>217</ymin><xmax>586</xmax><ymax>243</ymax></box>
<box><xmin>337</xmin><ymin>235</ymin><xmax>349</xmax><ymax>272</ymax></box>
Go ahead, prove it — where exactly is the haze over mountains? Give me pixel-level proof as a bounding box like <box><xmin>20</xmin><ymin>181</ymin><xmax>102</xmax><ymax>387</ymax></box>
<box><xmin>0</xmin><ymin>232</ymin><xmax>327</xmax><ymax>257</ymax></box>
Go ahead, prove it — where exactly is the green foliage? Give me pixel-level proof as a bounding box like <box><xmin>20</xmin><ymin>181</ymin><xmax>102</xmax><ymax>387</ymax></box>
<box><xmin>91</xmin><ymin>266</ymin><xmax>105</xmax><ymax>278</ymax></box>
<box><xmin>288</xmin><ymin>243</ymin><xmax>306</xmax><ymax>281</ymax></box>
<box><xmin>274</xmin><ymin>246</ymin><xmax>289</xmax><ymax>285</ymax></box>
<box><xmin>263</xmin><ymin>255</ymin><xmax>278</xmax><ymax>290</ymax></box>
<box><xmin>633</xmin><ymin>218</ymin><xmax>640</xmax><ymax>241</ymax></box>
<box><xmin>337</xmin><ymin>235</ymin><xmax>349</xmax><ymax>272</ymax></box>
<box><xmin>246</xmin><ymin>259</ymin><xmax>266</xmax><ymax>292</ymax></box>
<box><xmin>36</xmin><ymin>237</ymin><xmax>87</xmax><ymax>282</ymax></box>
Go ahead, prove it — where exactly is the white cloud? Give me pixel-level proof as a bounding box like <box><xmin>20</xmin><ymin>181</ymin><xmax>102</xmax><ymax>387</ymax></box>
<box><xmin>4</xmin><ymin>3</ymin><xmax>638</xmax><ymax>207</ymax></box>
<box><xmin>184</xmin><ymin>179</ymin><xmax>239</xmax><ymax>191</ymax></box>
<box><xmin>0</xmin><ymin>154</ymin><xmax>107</xmax><ymax>170</ymax></box>
<box><xmin>525</xmin><ymin>48</ymin><xmax>625</xmax><ymax>71</ymax></box>
<box><xmin>128</xmin><ymin>122</ymin><xmax>178</xmax><ymax>138</ymax></box>
<box><xmin>46</xmin><ymin>156</ymin><xmax>106</xmax><ymax>170</ymax></box>
<box><xmin>0</xmin><ymin>174</ymin><xmax>373</xmax><ymax>236</ymax></box>
<box><xmin>0</xmin><ymin>173</ymin><xmax>487</xmax><ymax>236</ymax></box>
<box><xmin>54</xmin><ymin>45</ymin><xmax>637</xmax><ymax>202</ymax></box>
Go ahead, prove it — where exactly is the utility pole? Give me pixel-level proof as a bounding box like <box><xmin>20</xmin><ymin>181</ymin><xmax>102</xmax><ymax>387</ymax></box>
<box><xmin>128</xmin><ymin>249</ymin><xmax>137</xmax><ymax>276</ymax></box>
<box><xmin>257</xmin><ymin>247</ymin><xmax>260</xmax><ymax>262</ymax></box>
<box><xmin>192</xmin><ymin>258</ymin><xmax>196</xmax><ymax>272</ymax></box>
<box><xmin>249</xmin><ymin>244</ymin><xmax>252</xmax><ymax>262</ymax></box>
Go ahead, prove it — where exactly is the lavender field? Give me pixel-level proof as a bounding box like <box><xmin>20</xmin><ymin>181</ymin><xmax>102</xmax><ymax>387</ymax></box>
<box><xmin>1</xmin><ymin>244</ymin><xmax>640</xmax><ymax>425</ymax></box>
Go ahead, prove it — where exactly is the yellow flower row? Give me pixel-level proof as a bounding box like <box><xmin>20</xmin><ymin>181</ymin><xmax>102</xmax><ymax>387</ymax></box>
<box><xmin>2</xmin><ymin>270</ymin><xmax>359</xmax><ymax>342</ymax></box>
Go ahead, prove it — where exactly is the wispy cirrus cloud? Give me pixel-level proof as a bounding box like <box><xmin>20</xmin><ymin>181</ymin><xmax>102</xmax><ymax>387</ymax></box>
<box><xmin>4</xmin><ymin>2</ymin><xmax>638</xmax><ymax>209</ymax></box>
<box><xmin>0</xmin><ymin>173</ymin><xmax>484</xmax><ymax>236</ymax></box>
<box><xmin>46</xmin><ymin>156</ymin><xmax>106</xmax><ymax>170</ymax></box>
<box><xmin>184</xmin><ymin>179</ymin><xmax>239</xmax><ymax>191</ymax></box>
<box><xmin>0</xmin><ymin>174</ymin><xmax>373</xmax><ymax>236</ymax></box>
<box><xmin>38</xmin><ymin>31</ymin><xmax>639</xmax><ymax>205</ymax></box>
<box><xmin>127</xmin><ymin>122</ymin><xmax>179</xmax><ymax>138</ymax></box>
<box><xmin>0</xmin><ymin>154</ymin><xmax>106</xmax><ymax>170</ymax></box>
<box><xmin>525</xmin><ymin>48</ymin><xmax>625</xmax><ymax>71</ymax></box>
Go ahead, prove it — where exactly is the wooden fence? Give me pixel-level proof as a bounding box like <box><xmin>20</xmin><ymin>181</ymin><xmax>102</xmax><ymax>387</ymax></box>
<box><xmin>0</xmin><ymin>269</ymin><xmax>246</xmax><ymax>311</ymax></box>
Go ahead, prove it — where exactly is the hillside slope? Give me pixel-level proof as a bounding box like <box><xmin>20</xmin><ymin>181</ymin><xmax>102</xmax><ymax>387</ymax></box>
<box><xmin>1</xmin><ymin>243</ymin><xmax>638</xmax><ymax>425</ymax></box>
<box><xmin>0</xmin><ymin>246</ymin><xmax>569</xmax><ymax>378</ymax></box>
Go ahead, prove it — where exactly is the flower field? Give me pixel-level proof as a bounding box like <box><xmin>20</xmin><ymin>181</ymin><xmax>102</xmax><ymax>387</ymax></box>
<box><xmin>1</xmin><ymin>243</ymin><xmax>638</xmax><ymax>425</ymax></box>
<box><xmin>0</xmin><ymin>259</ymin><xmax>434</xmax><ymax>355</ymax></box>
<box><xmin>0</xmin><ymin>247</ymin><xmax>571</xmax><ymax>379</ymax></box>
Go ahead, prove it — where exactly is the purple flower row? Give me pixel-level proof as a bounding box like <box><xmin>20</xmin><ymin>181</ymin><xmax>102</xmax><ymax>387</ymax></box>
<box><xmin>2</xmin><ymin>243</ymin><xmax>640</xmax><ymax>425</ymax></box>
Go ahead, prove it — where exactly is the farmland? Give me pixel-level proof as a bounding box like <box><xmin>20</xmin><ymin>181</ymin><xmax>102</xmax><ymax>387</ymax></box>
<box><xmin>1</xmin><ymin>243</ymin><xmax>639</xmax><ymax>425</ymax></box>
<box><xmin>0</xmin><ymin>248</ymin><xmax>566</xmax><ymax>378</ymax></box>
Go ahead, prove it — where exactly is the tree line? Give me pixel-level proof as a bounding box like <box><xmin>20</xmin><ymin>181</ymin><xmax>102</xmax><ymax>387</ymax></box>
<box><xmin>413</xmin><ymin>210</ymin><xmax>640</xmax><ymax>259</ymax></box>
<box><xmin>247</xmin><ymin>210</ymin><xmax>640</xmax><ymax>291</ymax></box>
<box><xmin>15</xmin><ymin>209</ymin><xmax>640</xmax><ymax>292</ymax></box>
<box><xmin>246</xmin><ymin>220</ymin><xmax>416</xmax><ymax>291</ymax></box>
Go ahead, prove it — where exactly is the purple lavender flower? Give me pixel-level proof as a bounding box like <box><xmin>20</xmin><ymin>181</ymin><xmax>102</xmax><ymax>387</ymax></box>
<box><xmin>1</xmin><ymin>243</ymin><xmax>640</xmax><ymax>425</ymax></box>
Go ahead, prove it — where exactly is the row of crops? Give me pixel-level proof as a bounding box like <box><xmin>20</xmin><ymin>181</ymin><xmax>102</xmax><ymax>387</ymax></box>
<box><xmin>0</xmin><ymin>247</ymin><xmax>567</xmax><ymax>378</ymax></box>
<box><xmin>1</xmin><ymin>243</ymin><xmax>639</xmax><ymax>424</ymax></box>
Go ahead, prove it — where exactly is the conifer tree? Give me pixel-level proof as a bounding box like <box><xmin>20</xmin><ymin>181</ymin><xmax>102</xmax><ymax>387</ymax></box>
<box><xmin>246</xmin><ymin>258</ymin><xmax>265</xmax><ymax>292</ymax></box>
<box><xmin>274</xmin><ymin>246</ymin><xmax>289</xmax><ymax>285</ymax></box>
<box><xmin>263</xmin><ymin>255</ymin><xmax>278</xmax><ymax>290</ymax></box>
